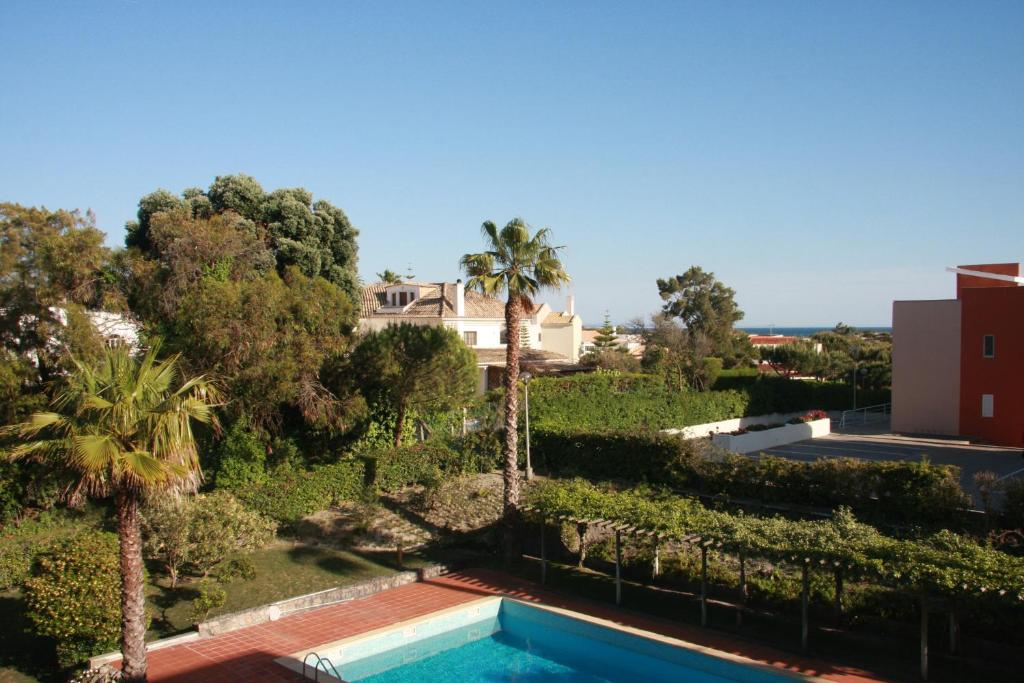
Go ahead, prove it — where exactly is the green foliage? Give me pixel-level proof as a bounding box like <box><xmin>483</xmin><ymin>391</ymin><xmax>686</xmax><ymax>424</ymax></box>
<box><xmin>367</xmin><ymin>440</ymin><xmax>500</xmax><ymax>492</ymax></box>
<box><xmin>533</xmin><ymin>429</ymin><xmax>970</xmax><ymax>527</ymax></box>
<box><xmin>128</xmin><ymin>175</ymin><xmax>359</xmax><ymax>300</ymax></box>
<box><xmin>592</xmin><ymin>312</ymin><xmax>618</xmax><ymax>350</ymax></box>
<box><xmin>238</xmin><ymin>459</ymin><xmax>367</xmax><ymax>524</ymax></box>
<box><xmin>349</xmin><ymin>323</ymin><xmax>477</xmax><ymax>447</ymax></box>
<box><xmin>527</xmin><ymin>480</ymin><xmax>1024</xmax><ymax>605</ymax></box>
<box><xmin>214</xmin><ymin>420</ymin><xmax>268</xmax><ymax>491</ymax></box>
<box><xmin>527</xmin><ymin>373</ymin><xmax>749</xmax><ymax>431</ymax></box>
<box><xmin>23</xmin><ymin>531</ymin><xmax>123</xmax><ymax>667</ymax></box>
<box><xmin>712</xmin><ymin>374</ymin><xmax>890</xmax><ymax>413</ymax></box>
<box><xmin>142</xmin><ymin>492</ymin><xmax>276</xmax><ymax>585</ymax></box>
<box><xmin>190</xmin><ymin>580</ymin><xmax>227</xmax><ymax>624</ymax></box>
<box><xmin>657</xmin><ymin>266</ymin><xmax>744</xmax><ymax>361</ymax></box>
<box><xmin>0</xmin><ymin>507</ymin><xmax>106</xmax><ymax>589</ymax></box>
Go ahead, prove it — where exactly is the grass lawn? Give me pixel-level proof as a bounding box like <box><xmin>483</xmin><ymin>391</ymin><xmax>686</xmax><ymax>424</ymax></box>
<box><xmin>0</xmin><ymin>539</ymin><xmax>426</xmax><ymax>682</ymax></box>
<box><xmin>147</xmin><ymin>539</ymin><xmax>427</xmax><ymax>637</ymax></box>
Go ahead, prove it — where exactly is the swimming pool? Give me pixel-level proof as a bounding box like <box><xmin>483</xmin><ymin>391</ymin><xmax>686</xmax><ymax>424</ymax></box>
<box><xmin>278</xmin><ymin>597</ymin><xmax>815</xmax><ymax>682</ymax></box>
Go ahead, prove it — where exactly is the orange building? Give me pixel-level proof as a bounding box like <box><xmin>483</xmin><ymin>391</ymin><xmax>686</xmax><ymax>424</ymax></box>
<box><xmin>893</xmin><ymin>263</ymin><xmax>1024</xmax><ymax>447</ymax></box>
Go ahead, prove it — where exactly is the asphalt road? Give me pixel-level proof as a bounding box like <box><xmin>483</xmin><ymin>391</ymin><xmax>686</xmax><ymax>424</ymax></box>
<box><xmin>759</xmin><ymin>431</ymin><xmax>1024</xmax><ymax>505</ymax></box>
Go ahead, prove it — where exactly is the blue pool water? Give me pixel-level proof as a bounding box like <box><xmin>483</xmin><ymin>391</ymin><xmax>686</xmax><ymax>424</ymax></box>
<box><xmin>327</xmin><ymin>599</ymin><xmax>798</xmax><ymax>682</ymax></box>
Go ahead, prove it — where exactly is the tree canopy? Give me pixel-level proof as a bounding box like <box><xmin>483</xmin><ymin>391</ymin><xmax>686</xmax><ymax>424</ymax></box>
<box><xmin>126</xmin><ymin>174</ymin><xmax>359</xmax><ymax>301</ymax></box>
<box><xmin>349</xmin><ymin>323</ymin><xmax>477</xmax><ymax>446</ymax></box>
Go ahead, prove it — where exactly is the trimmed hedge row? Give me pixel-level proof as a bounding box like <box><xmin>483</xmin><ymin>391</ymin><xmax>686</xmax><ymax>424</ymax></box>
<box><xmin>527</xmin><ymin>373</ymin><xmax>748</xmax><ymax>431</ymax></box>
<box><xmin>526</xmin><ymin>372</ymin><xmax>890</xmax><ymax>432</ymax></box>
<box><xmin>532</xmin><ymin>428</ymin><xmax>969</xmax><ymax>527</ymax></box>
<box><xmin>237</xmin><ymin>459</ymin><xmax>367</xmax><ymax>524</ymax></box>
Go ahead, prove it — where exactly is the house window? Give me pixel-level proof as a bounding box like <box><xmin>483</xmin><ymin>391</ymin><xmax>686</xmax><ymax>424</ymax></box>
<box><xmin>399</xmin><ymin>292</ymin><xmax>408</xmax><ymax>306</ymax></box>
<box><xmin>981</xmin><ymin>394</ymin><xmax>994</xmax><ymax>418</ymax></box>
<box><xmin>983</xmin><ymin>335</ymin><xmax>995</xmax><ymax>358</ymax></box>
<box><xmin>463</xmin><ymin>331</ymin><xmax>477</xmax><ymax>346</ymax></box>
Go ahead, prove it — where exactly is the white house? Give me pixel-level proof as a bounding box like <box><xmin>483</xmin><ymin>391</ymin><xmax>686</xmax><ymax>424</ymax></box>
<box><xmin>359</xmin><ymin>281</ymin><xmax>583</xmax><ymax>392</ymax></box>
<box><xmin>580</xmin><ymin>330</ymin><xmax>645</xmax><ymax>358</ymax></box>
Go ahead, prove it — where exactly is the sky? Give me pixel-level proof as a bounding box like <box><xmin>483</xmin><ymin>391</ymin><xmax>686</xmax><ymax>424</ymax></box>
<box><xmin>1</xmin><ymin>1</ymin><xmax>1022</xmax><ymax>327</ymax></box>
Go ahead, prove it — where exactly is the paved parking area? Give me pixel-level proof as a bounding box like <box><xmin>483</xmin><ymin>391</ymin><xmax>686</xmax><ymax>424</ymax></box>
<box><xmin>761</xmin><ymin>429</ymin><xmax>1024</xmax><ymax>504</ymax></box>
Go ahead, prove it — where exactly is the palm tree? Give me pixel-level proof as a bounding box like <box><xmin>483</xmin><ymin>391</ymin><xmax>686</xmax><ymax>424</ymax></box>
<box><xmin>4</xmin><ymin>344</ymin><xmax>219</xmax><ymax>681</ymax></box>
<box><xmin>461</xmin><ymin>219</ymin><xmax>569</xmax><ymax>553</ymax></box>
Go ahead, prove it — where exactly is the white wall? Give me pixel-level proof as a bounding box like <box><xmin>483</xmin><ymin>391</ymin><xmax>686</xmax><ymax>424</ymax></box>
<box><xmin>710</xmin><ymin>418</ymin><xmax>831</xmax><ymax>454</ymax></box>
<box><xmin>661</xmin><ymin>411</ymin><xmax>812</xmax><ymax>439</ymax></box>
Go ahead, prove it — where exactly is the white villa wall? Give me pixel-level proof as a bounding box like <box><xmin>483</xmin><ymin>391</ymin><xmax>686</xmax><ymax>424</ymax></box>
<box><xmin>710</xmin><ymin>418</ymin><xmax>831</xmax><ymax>454</ymax></box>
<box><xmin>444</xmin><ymin>319</ymin><xmax>504</xmax><ymax>348</ymax></box>
<box><xmin>661</xmin><ymin>411</ymin><xmax>813</xmax><ymax>440</ymax></box>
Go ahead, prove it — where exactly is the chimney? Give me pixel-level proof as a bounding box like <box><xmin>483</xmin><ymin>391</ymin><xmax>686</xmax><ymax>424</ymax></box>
<box><xmin>455</xmin><ymin>279</ymin><xmax>465</xmax><ymax>317</ymax></box>
<box><xmin>567</xmin><ymin>295</ymin><xmax>575</xmax><ymax>317</ymax></box>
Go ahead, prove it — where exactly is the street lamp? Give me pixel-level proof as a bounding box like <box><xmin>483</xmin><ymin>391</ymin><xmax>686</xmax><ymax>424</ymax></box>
<box><xmin>521</xmin><ymin>371</ymin><xmax>534</xmax><ymax>481</ymax></box>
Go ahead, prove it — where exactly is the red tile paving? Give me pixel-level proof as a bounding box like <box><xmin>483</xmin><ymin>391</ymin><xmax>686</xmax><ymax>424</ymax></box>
<box><xmin>141</xmin><ymin>569</ymin><xmax>889</xmax><ymax>682</ymax></box>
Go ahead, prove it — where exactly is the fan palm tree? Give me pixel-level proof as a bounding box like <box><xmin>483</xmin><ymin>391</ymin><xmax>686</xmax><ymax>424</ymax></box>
<box><xmin>4</xmin><ymin>344</ymin><xmax>220</xmax><ymax>681</ymax></box>
<box><xmin>461</xmin><ymin>219</ymin><xmax>569</xmax><ymax>552</ymax></box>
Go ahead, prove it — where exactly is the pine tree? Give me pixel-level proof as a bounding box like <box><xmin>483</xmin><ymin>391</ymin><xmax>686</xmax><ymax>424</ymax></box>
<box><xmin>593</xmin><ymin>312</ymin><xmax>618</xmax><ymax>350</ymax></box>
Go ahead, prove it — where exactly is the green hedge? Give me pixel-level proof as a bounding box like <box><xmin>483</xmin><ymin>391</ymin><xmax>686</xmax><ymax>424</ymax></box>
<box><xmin>240</xmin><ymin>437</ymin><xmax>502</xmax><ymax>524</ymax></box>
<box><xmin>532</xmin><ymin>428</ymin><xmax>969</xmax><ymax>527</ymax></box>
<box><xmin>238</xmin><ymin>459</ymin><xmax>367</xmax><ymax>524</ymax></box>
<box><xmin>527</xmin><ymin>373</ymin><xmax>748</xmax><ymax>431</ymax></box>
<box><xmin>712</xmin><ymin>374</ymin><xmax>890</xmax><ymax>414</ymax></box>
<box><xmin>526</xmin><ymin>372</ymin><xmax>890</xmax><ymax>432</ymax></box>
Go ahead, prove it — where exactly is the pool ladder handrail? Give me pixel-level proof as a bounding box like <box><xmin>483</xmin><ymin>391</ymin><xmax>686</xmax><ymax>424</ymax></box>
<box><xmin>301</xmin><ymin>651</ymin><xmax>343</xmax><ymax>681</ymax></box>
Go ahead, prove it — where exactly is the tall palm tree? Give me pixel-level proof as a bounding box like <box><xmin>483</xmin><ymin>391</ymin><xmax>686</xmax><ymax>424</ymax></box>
<box><xmin>461</xmin><ymin>219</ymin><xmax>569</xmax><ymax>553</ymax></box>
<box><xmin>4</xmin><ymin>345</ymin><xmax>219</xmax><ymax>681</ymax></box>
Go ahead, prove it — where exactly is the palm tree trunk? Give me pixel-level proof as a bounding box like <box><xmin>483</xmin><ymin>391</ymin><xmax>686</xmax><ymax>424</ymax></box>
<box><xmin>117</xmin><ymin>489</ymin><xmax>148</xmax><ymax>682</ymax></box>
<box><xmin>502</xmin><ymin>297</ymin><xmax>523</xmax><ymax>559</ymax></box>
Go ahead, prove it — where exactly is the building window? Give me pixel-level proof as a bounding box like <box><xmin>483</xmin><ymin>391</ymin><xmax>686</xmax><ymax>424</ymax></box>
<box><xmin>983</xmin><ymin>335</ymin><xmax>995</xmax><ymax>358</ymax></box>
<box><xmin>981</xmin><ymin>394</ymin><xmax>994</xmax><ymax>418</ymax></box>
<box><xmin>463</xmin><ymin>331</ymin><xmax>477</xmax><ymax>346</ymax></box>
<box><xmin>399</xmin><ymin>292</ymin><xmax>408</xmax><ymax>306</ymax></box>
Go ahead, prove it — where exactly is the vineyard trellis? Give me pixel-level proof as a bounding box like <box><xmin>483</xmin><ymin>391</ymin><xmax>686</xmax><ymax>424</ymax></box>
<box><xmin>524</xmin><ymin>479</ymin><xmax>1024</xmax><ymax>681</ymax></box>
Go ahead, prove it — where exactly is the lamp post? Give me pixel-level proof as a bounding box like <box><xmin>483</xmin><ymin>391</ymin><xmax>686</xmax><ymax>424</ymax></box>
<box><xmin>521</xmin><ymin>371</ymin><xmax>534</xmax><ymax>481</ymax></box>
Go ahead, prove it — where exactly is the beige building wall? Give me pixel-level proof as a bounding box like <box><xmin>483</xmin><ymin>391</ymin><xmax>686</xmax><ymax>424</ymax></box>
<box><xmin>891</xmin><ymin>299</ymin><xmax>961</xmax><ymax>436</ymax></box>
<box><xmin>541</xmin><ymin>316</ymin><xmax>583</xmax><ymax>363</ymax></box>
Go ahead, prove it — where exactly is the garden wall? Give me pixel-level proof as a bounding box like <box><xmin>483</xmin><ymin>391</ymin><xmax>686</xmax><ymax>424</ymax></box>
<box><xmin>661</xmin><ymin>411</ymin><xmax>812</xmax><ymax>439</ymax></box>
<box><xmin>710</xmin><ymin>417</ymin><xmax>831</xmax><ymax>454</ymax></box>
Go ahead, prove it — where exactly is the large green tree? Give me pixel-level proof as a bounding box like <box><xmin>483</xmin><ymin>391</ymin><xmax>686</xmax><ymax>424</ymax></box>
<box><xmin>126</xmin><ymin>174</ymin><xmax>359</xmax><ymax>301</ymax></box>
<box><xmin>657</xmin><ymin>266</ymin><xmax>743</xmax><ymax>351</ymax></box>
<box><xmin>461</xmin><ymin>219</ymin><xmax>569</xmax><ymax>552</ymax></box>
<box><xmin>4</xmin><ymin>345</ymin><xmax>220</xmax><ymax>681</ymax></box>
<box><xmin>350</xmin><ymin>323</ymin><xmax>477</xmax><ymax>446</ymax></box>
<box><xmin>126</xmin><ymin>208</ymin><xmax>361</xmax><ymax>431</ymax></box>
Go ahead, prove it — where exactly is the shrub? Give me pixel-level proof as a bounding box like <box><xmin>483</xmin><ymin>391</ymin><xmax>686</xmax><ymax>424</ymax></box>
<box><xmin>190</xmin><ymin>580</ymin><xmax>226</xmax><ymax>624</ymax></box>
<box><xmin>533</xmin><ymin>428</ymin><xmax>970</xmax><ymax>527</ymax></box>
<box><xmin>238</xmin><ymin>458</ymin><xmax>366</xmax><ymax>524</ymax></box>
<box><xmin>23</xmin><ymin>531</ymin><xmax>123</xmax><ymax>667</ymax></box>
<box><xmin>143</xmin><ymin>492</ymin><xmax>276</xmax><ymax>585</ymax></box>
<box><xmin>1004</xmin><ymin>477</ymin><xmax>1024</xmax><ymax>528</ymax></box>
<box><xmin>214</xmin><ymin>420</ymin><xmax>268</xmax><ymax>491</ymax></box>
<box><xmin>712</xmin><ymin>374</ymin><xmax>890</xmax><ymax>414</ymax></box>
<box><xmin>0</xmin><ymin>509</ymin><xmax>100</xmax><ymax>589</ymax></box>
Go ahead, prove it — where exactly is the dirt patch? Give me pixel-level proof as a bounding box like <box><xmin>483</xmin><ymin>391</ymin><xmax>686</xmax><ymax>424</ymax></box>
<box><xmin>389</xmin><ymin>472</ymin><xmax>506</xmax><ymax>533</ymax></box>
<box><xmin>297</xmin><ymin>502</ymin><xmax>432</xmax><ymax>551</ymax></box>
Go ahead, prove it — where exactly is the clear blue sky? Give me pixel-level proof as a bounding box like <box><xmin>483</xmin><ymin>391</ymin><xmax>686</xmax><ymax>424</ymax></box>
<box><xmin>2</xmin><ymin>1</ymin><xmax>1022</xmax><ymax>327</ymax></box>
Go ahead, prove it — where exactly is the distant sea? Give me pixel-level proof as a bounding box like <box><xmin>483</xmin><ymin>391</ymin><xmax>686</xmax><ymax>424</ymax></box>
<box><xmin>740</xmin><ymin>326</ymin><xmax>892</xmax><ymax>338</ymax></box>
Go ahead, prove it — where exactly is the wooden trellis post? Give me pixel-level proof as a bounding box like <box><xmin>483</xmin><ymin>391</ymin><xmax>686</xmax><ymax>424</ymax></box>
<box><xmin>700</xmin><ymin>543</ymin><xmax>708</xmax><ymax>627</ymax></box>
<box><xmin>652</xmin><ymin>541</ymin><xmax>660</xmax><ymax>580</ymax></box>
<box><xmin>615</xmin><ymin>530</ymin><xmax>623</xmax><ymax>605</ymax></box>
<box><xmin>833</xmin><ymin>564</ymin><xmax>844</xmax><ymax>621</ymax></box>
<box><xmin>577</xmin><ymin>522</ymin><xmax>588</xmax><ymax>568</ymax></box>
<box><xmin>800</xmin><ymin>561</ymin><xmax>810</xmax><ymax>652</ymax></box>
<box><xmin>736</xmin><ymin>552</ymin><xmax>747</xmax><ymax>627</ymax></box>
<box><xmin>540</xmin><ymin>518</ymin><xmax>547</xmax><ymax>585</ymax></box>
<box><xmin>920</xmin><ymin>595</ymin><xmax>929</xmax><ymax>681</ymax></box>
<box><xmin>948</xmin><ymin>607</ymin><xmax>958</xmax><ymax>655</ymax></box>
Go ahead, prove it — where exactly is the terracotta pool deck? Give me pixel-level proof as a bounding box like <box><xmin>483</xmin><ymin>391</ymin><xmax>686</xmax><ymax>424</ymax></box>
<box><xmin>143</xmin><ymin>568</ymin><xmax>888</xmax><ymax>682</ymax></box>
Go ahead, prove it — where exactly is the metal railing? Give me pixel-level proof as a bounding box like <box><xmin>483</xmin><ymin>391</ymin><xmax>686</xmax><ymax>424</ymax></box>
<box><xmin>838</xmin><ymin>403</ymin><xmax>891</xmax><ymax>428</ymax></box>
<box><xmin>302</xmin><ymin>652</ymin><xmax>343</xmax><ymax>681</ymax></box>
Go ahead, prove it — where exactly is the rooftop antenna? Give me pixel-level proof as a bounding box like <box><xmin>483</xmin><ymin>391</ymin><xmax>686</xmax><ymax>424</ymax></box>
<box><xmin>404</xmin><ymin>263</ymin><xmax>416</xmax><ymax>282</ymax></box>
